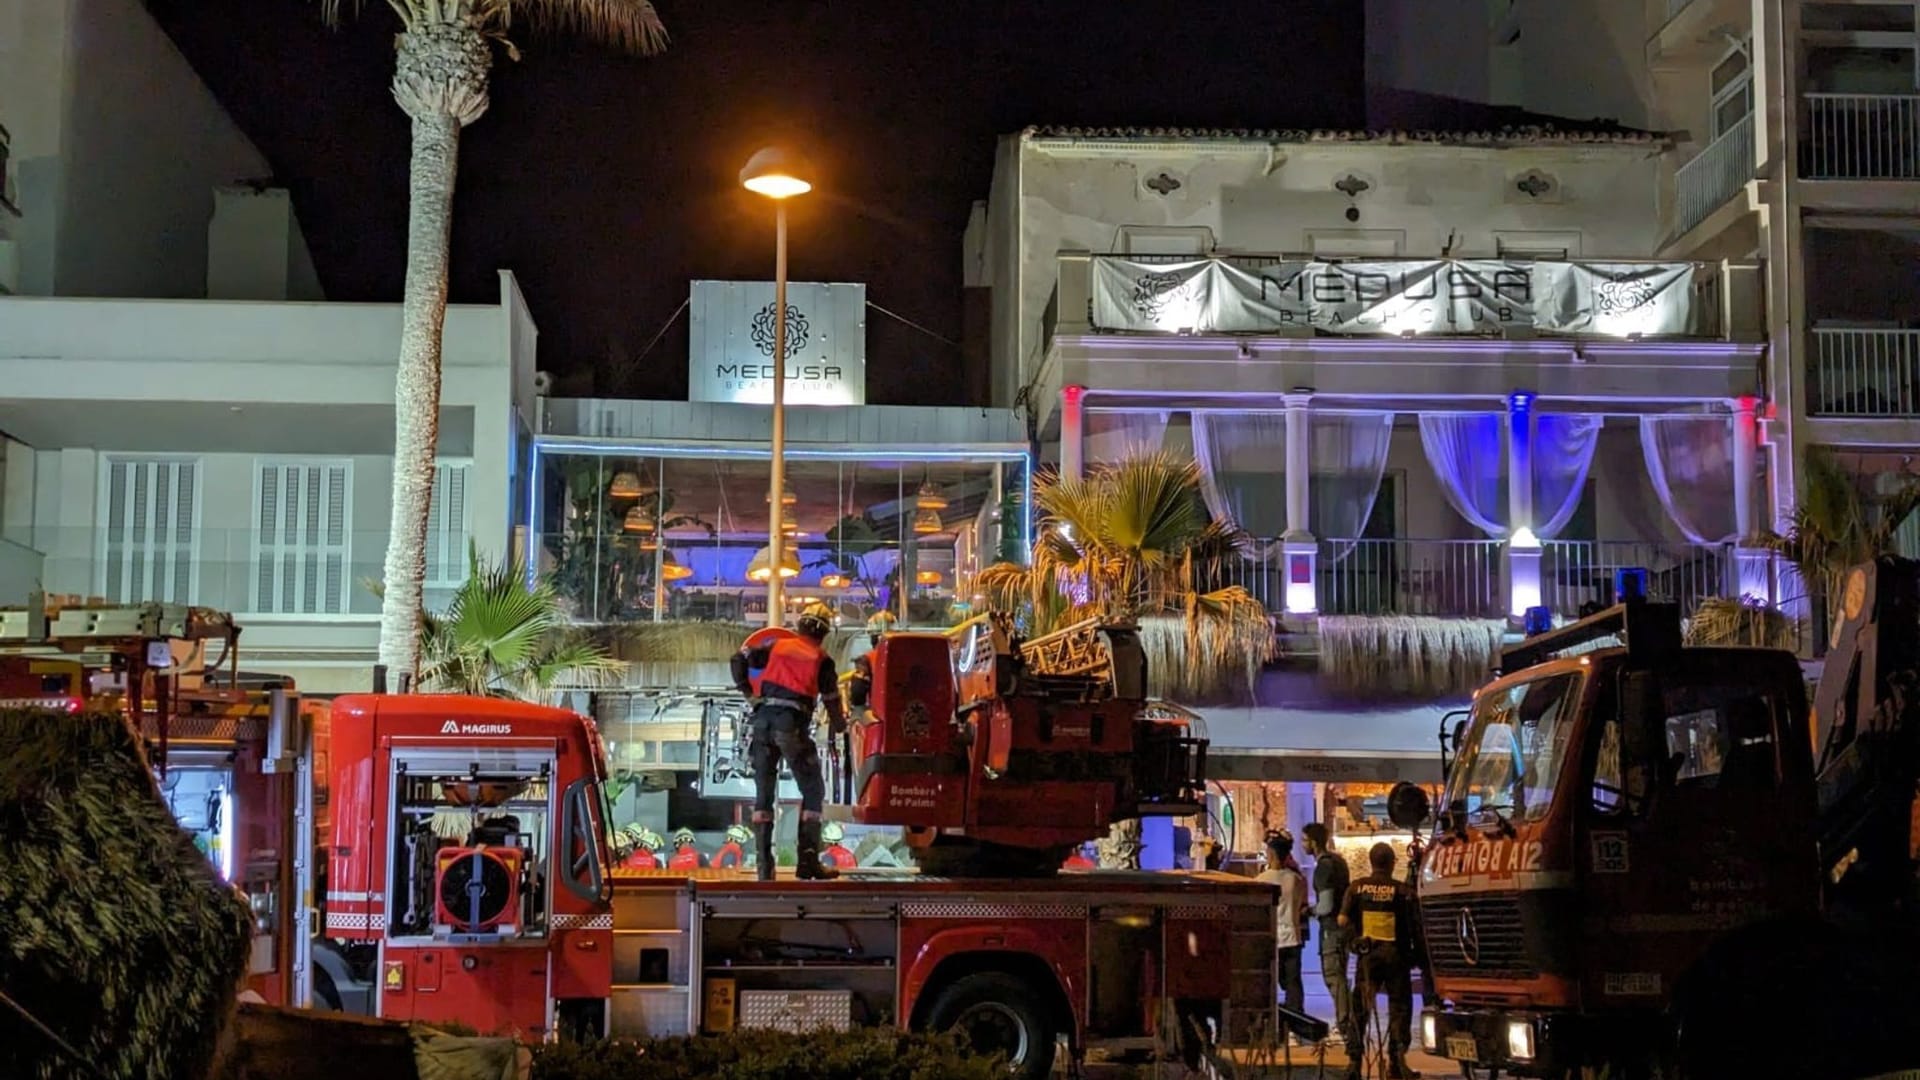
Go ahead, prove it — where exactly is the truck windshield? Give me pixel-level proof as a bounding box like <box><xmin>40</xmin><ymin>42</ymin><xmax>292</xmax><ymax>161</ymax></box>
<box><xmin>1448</xmin><ymin>672</ymin><xmax>1583</xmax><ymax>827</ymax></box>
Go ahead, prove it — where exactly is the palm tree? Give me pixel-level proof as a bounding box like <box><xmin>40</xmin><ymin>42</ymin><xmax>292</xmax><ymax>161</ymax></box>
<box><xmin>977</xmin><ymin>453</ymin><xmax>1269</xmax><ymax>870</ymax></box>
<box><xmin>1771</xmin><ymin>446</ymin><xmax>1920</xmax><ymax>645</ymax></box>
<box><xmin>312</xmin><ymin>1</ymin><xmax>669</xmax><ymax>682</ymax></box>
<box><xmin>406</xmin><ymin>545</ymin><xmax>626</xmax><ymax>700</ymax></box>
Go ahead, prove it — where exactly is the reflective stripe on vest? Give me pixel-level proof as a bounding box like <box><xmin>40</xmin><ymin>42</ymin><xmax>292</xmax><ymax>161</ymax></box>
<box><xmin>754</xmin><ymin>636</ymin><xmax>825</xmax><ymax>700</ymax></box>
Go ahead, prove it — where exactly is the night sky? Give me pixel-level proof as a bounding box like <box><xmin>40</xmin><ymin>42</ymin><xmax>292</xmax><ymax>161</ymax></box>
<box><xmin>151</xmin><ymin>1</ymin><xmax>1365</xmax><ymax>404</ymax></box>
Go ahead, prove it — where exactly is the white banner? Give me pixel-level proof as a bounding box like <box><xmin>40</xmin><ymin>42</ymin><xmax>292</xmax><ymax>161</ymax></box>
<box><xmin>689</xmin><ymin>280</ymin><xmax>867</xmax><ymax>405</ymax></box>
<box><xmin>1090</xmin><ymin>257</ymin><xmax>1704</xmax><ymax>338</ymax></box>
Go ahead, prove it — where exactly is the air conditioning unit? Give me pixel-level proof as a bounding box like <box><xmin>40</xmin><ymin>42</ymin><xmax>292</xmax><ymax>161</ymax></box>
<box><xmin>434</xmin><ymin>847</ymin><xmax>524</xmax><ymax>936</ymax></box>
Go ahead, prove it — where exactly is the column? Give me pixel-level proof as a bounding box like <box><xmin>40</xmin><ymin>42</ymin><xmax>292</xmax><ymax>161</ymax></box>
<box><xmin>1282</xmin><ymin>392</ymin><xmax>1317</xmax><ymax>615</ymax></box>
<box><xmin>1505</xmin><ymin>391</ymin><xmax>1544</xmax><ymax>619</ymax></box>
<box><xmin>1729</xmin><ymin>395</ymin><xmax>1775</xmax><ymax>602</ymax></box>
<box><xmin>1060</xmin><ymin>384</ymin><xmax>1086</xmax><ymax>482</ymax></box>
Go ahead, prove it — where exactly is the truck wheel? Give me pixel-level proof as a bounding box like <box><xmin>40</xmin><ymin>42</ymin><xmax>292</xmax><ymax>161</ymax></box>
<box><xmin>313</xmin><ymin>967</ymin><xmax>343</xmax><ymax>1012</ymax></box>
<box><xmin>924</xmin><ymin>971</ymin><xmax>1058</xmax><ymax>1079</ymax></box>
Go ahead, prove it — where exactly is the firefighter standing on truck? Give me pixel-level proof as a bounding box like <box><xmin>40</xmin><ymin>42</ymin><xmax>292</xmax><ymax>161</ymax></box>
<box><xmin>1338</xmin><ymin>842</ymin><xmax>1422</xmax><ymax>1080</ymax></box>
<box><xmin>730</xmin><ymin>602</ymin><xmax>847</xmax><ymax>882</ymax></box>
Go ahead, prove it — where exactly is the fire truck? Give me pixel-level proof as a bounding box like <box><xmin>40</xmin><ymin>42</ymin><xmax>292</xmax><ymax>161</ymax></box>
<box><xmin>324</xmin><ymin>614</ymin><xmax>1278</xmax><ymax>1077</ymax></box>
<box><xmin>1413</xmin><ymin>560</ymin><xmax>1920</xmax><ymax>1080</ymax></box>
<box><xmin>0</xmin><ymin>598</ymin><xmax>335</xmax><ymax>1009</ymax></box>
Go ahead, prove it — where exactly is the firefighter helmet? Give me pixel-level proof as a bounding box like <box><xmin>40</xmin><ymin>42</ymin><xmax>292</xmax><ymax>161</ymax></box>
<box><xmin>634</xmin><ymin>827</ymin><xmax>665</xmax><ymax>852</ymax></box>
<box><xmin>796</xmin><ymin>601</ymin><xmax>835</xmax><ymax>639</ymax></box>
<box><xmin>725</xmin><ymin>824</ymin><xmax>752</xmax><ymax>843</ymax></box>
<box><xmin>821</xmin><ymin>820</ymin><xmax>845</xmax><ymax>844</ymax></box>
<box><xmin>672</xmin><ymin>827</ymin><xmax>696</xmax><ymax>846</ymax></box>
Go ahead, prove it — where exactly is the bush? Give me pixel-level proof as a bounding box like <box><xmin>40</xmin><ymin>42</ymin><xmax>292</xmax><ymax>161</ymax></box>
<box><xmin>530</xmin><ymin>1028</ymin><xmax>1007</xmax><ymax>1080</ymax></box>
<box><xmin>0</xmin><ymin>707</ymin><xmax>253</xmax><ymax>1080</ymax></box>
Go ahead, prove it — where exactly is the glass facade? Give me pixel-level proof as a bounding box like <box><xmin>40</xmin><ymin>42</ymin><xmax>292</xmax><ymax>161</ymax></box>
<box><xmin>530</xmin><ymin>440</ymin><xmax>1031</xmax><ymax>629</ymax></box>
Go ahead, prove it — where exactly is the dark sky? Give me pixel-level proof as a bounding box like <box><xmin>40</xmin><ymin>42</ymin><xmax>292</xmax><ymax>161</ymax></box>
<box><xmin>152</xmin><ymin>1</ymin><xmax>1365</xmax><ymax>404</ymax></box>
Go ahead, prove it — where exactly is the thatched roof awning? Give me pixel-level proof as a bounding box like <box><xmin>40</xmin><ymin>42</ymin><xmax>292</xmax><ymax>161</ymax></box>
<box><xmin>1196</xmin><ymin>705</ymin><xmax>1456</xmax><ymax>784</ymax></box>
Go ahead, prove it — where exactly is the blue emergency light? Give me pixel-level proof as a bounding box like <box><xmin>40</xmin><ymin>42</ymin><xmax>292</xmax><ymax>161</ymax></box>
<box><xmin>1615</xmin><ymin>567</ymin><xmax>1649</xmax><ymax>603</ymax></box>
<box><xmin>1523</xmin><ymin>606</ymin><xmax>1554</xmax><ymax>636</ymax></box>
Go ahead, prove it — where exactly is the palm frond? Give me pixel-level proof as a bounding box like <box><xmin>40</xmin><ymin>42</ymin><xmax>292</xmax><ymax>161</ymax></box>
<box><xmin>513</xmin><ymin>0</ymin><xmax>669</xmax><ymax>54</ymax></box>
<box><xmin>1685</xmin><ymin>596</ymin><xmax>1800</xmax><ymax>650</ymax></box>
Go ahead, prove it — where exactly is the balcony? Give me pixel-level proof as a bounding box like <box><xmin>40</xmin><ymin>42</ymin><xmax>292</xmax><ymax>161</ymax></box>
<box><xmin>1216</xmin><ymin>537</ymin><xmax>1735</xmax><ymax>620</ymax></box>
<box><xmin>1809</xmin><ymin>328</ymin><xmax>1920</xmax><ymax>417</ymax></box>
<box><xmin>1803</xmin><ymin>94</ymin><xmax>1920</xmax><ymax>181</ymax></box>
<box><xmin>1673</xmin><ymin>114</ymin><xmax>1755</xmax><ymax>238</ymax></box>
<box><xmin>5</xmin><ymin>527</ymin><xmax>469</xmax><ymax>619</ymax></box>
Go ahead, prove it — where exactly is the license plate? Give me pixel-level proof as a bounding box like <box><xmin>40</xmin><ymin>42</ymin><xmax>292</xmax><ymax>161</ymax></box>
<box><xmin>1446</xmin><ymin>1034</ymin><xmax>1479</xmax><ymax>1062</ymax></box>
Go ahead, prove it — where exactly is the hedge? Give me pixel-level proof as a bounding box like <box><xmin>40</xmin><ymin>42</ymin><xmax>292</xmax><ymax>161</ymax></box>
<box><xmin>0</xmin><ymin>706</ymin><xmax>253</xmax><ymax>1080</ymax></box>
<box><xmin>529</xmin><ymin>1028</ymin><xmax>1007</xmax><ymax>1080</ymax></box>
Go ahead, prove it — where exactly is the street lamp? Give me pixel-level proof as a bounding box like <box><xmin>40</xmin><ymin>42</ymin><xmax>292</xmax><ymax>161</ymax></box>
<box><xmin>741</xmin><ymin>146</ymin><xmax>814</xmax><ymax>628</ymax></box>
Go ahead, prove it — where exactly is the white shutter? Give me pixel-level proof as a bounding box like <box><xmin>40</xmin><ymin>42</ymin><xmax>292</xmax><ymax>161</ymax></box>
<box><xmin>426</xmin><ymin>462</ymin><xmax>471</xmax><ymax>586</ymax></box>
<box><xmin>254</xmin><ymin>460</ymin><xmax>352</xmax><ymax>614</ymax></box>
<box><xmin>100</xmin><ymin>457</ymin><xmax>200</xmax><ymax>603</ymax></box>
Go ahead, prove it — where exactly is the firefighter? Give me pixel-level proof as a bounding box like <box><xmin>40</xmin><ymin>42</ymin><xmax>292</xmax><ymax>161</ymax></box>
<box><xmin>713</xmin><ymin>824</ymin><xmax>751</xmax><ymax>870</ymax></box>
<box><xmin>819</xmin><ymin>821</ymin><xmax>857</xmax><ymax>871</ymax></box>
<box><xmin>730</xmin><ymin>601</ymin><xmax>848</xmax><ymax>882</ymax></box>
<box><xmin>1338</xmin><ymin>842</ymin><xmax>1421</xmax><ymax>1080</ymax></box>
<box><xmin>667</xmin><ymin>827</ymin><xmax>703</xmax><ymax>871</ymax></box>
<box><xmin>620</xmin><ymin>826</ymin><xmax>665</xmax><ymax>871</ymax></box>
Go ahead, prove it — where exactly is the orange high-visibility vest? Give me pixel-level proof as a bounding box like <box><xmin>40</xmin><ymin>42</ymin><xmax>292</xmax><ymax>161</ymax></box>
<box><xmin>753</xmin><ymin>636</ymin><xmax>827</xmax><ymax>699</ymax></box>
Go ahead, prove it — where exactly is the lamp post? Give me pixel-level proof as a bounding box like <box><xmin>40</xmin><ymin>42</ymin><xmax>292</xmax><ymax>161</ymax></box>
<box><xmin>740</xmin><ymin>147</ymin><xmax>813</xmax><ymax>628</ymax></box>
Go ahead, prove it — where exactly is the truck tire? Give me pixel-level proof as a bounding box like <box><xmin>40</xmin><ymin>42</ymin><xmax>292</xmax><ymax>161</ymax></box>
<box><xmin>924</xmin><ymin>971</ymin><xmax>1059</xmax><ymax>1079</ymax></box>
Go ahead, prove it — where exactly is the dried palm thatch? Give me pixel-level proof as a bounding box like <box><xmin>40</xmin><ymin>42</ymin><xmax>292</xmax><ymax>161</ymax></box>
<box><xmin>1138</xmin><ymin>614</ymin><xmax>1265</xmax><ymax>705</ymax></box>
<box><xmin>609</xmin><ymin>623</ymin><xmax>865</xmax><ymax>681</ymax></box>
<box><xmin>1685</xmin><ymin>595</ymin><xmax>1800</xmax><ymax>650</ymax></box>
<box><xmin>1317</xmin><ymin>616</ymin><xmax>1505</xmax><ymax>698</ymax></box>
<box><xmin>0</xmin><ymin>707</ymin><xmax>253</xmax><ymax>1080</ymax></box>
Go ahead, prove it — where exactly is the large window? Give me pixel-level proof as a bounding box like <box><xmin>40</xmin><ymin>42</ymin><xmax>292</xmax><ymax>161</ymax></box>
<box><xmin>533</xmin><ymin>444</ymin><xmax>1030</xmax><ymax>629</ymax></box>
<box><xmin>1711</xmin><ymin>38</ymin><xmax>1754</xmax><ymax>139</ymax></box>
<box><xmin>1446</xmin><ymin>672</ymin><xmax>1584</xmax><ymax>827</ymax></box>
<box><xmin>386</xmin><ymin>750</ymin><xmax>559</xmax><ymax>941</ymax></box>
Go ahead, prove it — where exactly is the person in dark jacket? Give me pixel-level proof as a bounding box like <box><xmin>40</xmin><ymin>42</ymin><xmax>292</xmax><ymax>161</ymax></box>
<box><xmin>729</xmin><ymin>602</ymin><xmax>847</xmax><ymax>881</ymax></box>
<box><xmin>1302</xmin><ymin>823</ymin><xmax>1351</xmax><ymax>1041</ymax></box>
<box><xmin>1338</xmin><ymin>842</ymin><xmax>1422</xmax><ymax>1079</ymax></box>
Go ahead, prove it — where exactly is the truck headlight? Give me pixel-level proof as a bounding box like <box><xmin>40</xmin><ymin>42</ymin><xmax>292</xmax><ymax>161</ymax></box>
<box><xmin>1421</xmin><ymin>1013</ymin><xmax>1438</xmax><ymax>1052</ymax></box>
<box><xmin>1506</xmin><ymin>1019</ymin><xmax>1535</xmax><ymax>1061</ymax></box>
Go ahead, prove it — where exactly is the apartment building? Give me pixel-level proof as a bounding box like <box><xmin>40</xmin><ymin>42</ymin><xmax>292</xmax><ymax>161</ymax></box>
<box><xmin>0</xmin><ymin>273</ymin><xmax>538</xmax><ymax>691</ymax></box>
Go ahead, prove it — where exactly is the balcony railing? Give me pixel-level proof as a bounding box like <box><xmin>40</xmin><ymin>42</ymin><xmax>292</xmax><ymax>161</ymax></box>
<box><xmin>1674</xmin><ymin>114</ymin><xmax>1755</xmax><ymax>237</ymax></box>
<box><xmin>1219</xmin><ymin>538</ymin><xmax>1505</xmax><ymax>618</ymax></box>
<box><xmin>1803</xmin><ymin>94</ymin><xmax>1920</xmax><ymax>180</ymax></box>
<box><xmin>1541</xmin><ymin>540</ymin><xmax>1726</xmax><ymax>616</ymax></box>
<box><xmin>1809</xmin><ymin>328</ymin><xmax>1920</xmax><ymax>417</ymax></box>
<box><xmin>7</xmin><ymin>527</ymin><xmax>470</xmax><ymax>617</ymax></box>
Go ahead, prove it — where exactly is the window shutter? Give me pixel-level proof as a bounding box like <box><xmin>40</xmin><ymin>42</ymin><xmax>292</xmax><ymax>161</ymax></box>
<box><xmin>101</xmin><ymin>458</ymin><xmax>199</xmax><ymax>603</ymax></box>
<box><xmin>426</xmin><ymin>463</ymin><xmax>470</xmax><ymax>586</ymax></box>
<box><xmin>254</xmin><ymin>460</ymin><xmax>352</xmax><ymax>614</ymax></box>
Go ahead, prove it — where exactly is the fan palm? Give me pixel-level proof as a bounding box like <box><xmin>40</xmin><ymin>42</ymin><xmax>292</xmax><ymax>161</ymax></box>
<box><xmin>1771</xmin><ymin>447</ymin><xmax>1920</xmax><ymax>644</ymax></box>
<box><xmin>977</xmin><ymin>454</ymin><xmax>1270</xmax><ymax>871</ymax></box>
<box><xmin>413</xmin><ymin>545</ymin><xmax>626</xmax><ymax>700</ymax></box>
<box><xmin>313</xmin><ymin>1</ymin><xmax>669</xmax><ymax>681</ymax></box>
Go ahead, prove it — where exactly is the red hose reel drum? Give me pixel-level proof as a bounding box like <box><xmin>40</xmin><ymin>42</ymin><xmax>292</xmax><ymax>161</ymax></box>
<box><xmin>435</xmin><ymin>847</ymin><xmax>525</xmax><ymax>935</ymax></box>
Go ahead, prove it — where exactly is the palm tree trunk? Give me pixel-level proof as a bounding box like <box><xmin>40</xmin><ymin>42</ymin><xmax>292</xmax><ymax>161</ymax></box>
<box><xmin>377</xmin><ymin>18</ymin><xmax>491</xmax><ymax>681</ymax></box>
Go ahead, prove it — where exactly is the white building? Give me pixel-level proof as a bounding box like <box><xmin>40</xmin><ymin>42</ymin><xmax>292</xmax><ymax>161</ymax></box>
<box><xmin>0</xmin><ymin>272</ymin><xmax>539</xmax><ymax>691</ymax></box>
<box><xmin>0</xmin><ymin>0</ymin><xmax>322</xmax><ymax>300</ymax></box>
<box><xmin>982</xmin><ymin>125</ymin><xmax>1770</xmax><ymax>631</ymax></box>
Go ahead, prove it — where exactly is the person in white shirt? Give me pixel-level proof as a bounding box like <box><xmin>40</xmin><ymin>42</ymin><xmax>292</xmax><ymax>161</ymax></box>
<box><xmin>1256</xmin><ymin>828</ymin><xmax>1309</xmax><ymax>1016</ymax></box>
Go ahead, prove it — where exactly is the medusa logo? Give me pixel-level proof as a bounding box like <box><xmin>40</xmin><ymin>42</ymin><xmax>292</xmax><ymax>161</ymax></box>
<box><xmin>1593</xmin><ymin>278</ymin><xmax>1658</xmax><ymax>315</ymax></box>
<box><xmin>750</xmin><ymin>301</ymin><xmax>810</xmax><ymax>361</ymax></box>
<box><xmin>1130</xmin><ymin>270</ymin><xmax>1196</xmax><ymax>322</ymax></box>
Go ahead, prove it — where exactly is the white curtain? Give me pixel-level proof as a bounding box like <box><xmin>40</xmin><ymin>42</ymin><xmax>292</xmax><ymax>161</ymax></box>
<box><xmin>1310</xmin><ymin>412</ymin><xmax>1396</xmax><ymax>540</ymax></box>
<box><xmin>1640</xmin><ymin>415</ymin><xmax>1737</xmax><ymax>544</ymax></box>
<box><xmin>1191</xmin><ymin>411</ymin><xmax>1289</xmax><ymax>538</ymax></box>
<box><xmin>1534</xmin><ymin>415</ymin><xmax>1603</xmax><ymax>539</ymax></box>
<box><xmin>1418</xmin><ymin>414</ymin><xmax>1507</xmax><ymax>536</ymax></box>
<box><xmin>1418</xmin><ymin>412</ymin><xmax>1602</xmax><ymax>539</ymax></box>
<box><xmin>1084</xmin><ymin>410</ymin><xmax>1172</xmax><ymax>467</ymax></box>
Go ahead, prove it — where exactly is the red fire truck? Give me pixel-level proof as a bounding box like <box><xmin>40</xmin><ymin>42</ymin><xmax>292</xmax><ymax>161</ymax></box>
<box><xmin>322</xmin><ymin>615</ymin><xmax>1279</xmax><ymax>1076</ymax></box>
<box><xmin>1415</xmin><ymin>561</ymin><xmax>1920</xmax><ymax>1079</ymax></box>
<box><xmin>0</xmin><ymin>600</ymin><xmax>334</xmax><ymax>1008</ymax></box>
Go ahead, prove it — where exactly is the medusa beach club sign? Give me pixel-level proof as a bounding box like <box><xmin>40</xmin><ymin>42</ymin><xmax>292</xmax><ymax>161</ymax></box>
<box><xmin>688</xmin><ymin>280</ymin><xmax>868</xmax><ymax>405</ymax></box>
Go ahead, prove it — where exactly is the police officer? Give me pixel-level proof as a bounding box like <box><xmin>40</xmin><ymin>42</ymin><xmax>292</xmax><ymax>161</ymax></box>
<box><xmin>1338</xmin><ymin>842</ymin><xmax>1421</xmax><ymax>1080</ymax></box>
<box><xmin>730</xmin><ymin>602</ymin><xmax>847</xmax><ymax>882</ymax></box>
